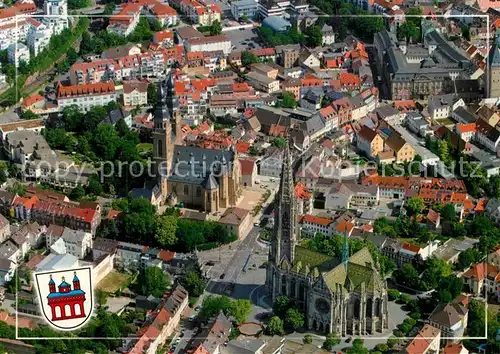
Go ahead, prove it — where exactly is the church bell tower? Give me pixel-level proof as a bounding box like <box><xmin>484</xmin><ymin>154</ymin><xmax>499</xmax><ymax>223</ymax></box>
<box><xmin>271</xmin><ymin>138</ymin><xmax>297</xmax><ymax>266</ymax></box>
<box><xmin>152</xmin><ymin>75</ymin><xmax>177</xmax><ymax>202</ymax></box>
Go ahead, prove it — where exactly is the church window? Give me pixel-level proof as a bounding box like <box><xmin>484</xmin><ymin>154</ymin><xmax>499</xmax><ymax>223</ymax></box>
<box><xmin>197</xmin><ymin>186</ymin><xmax>202</xmax><ymax>197</ymax></box>
<box><xmin>366</xmin><ymin>298</ymin><xmax>373</xmax><ymax>317</ymax></box>
<box><xmin>65</xmin><ymin>304</ymin><xmax>72</xmax><ymax>317</ymax></box>
<box><xmin>172</xmin><ymin>185</ymin><xmax>176</xmax><ymax>194</ymax></box>
<box><xmin>157</xmin><ymin>140</ymin><xmax>163</xmax><ymax>157</ymax></box>
<box><xmin>184</xmin><ymin>185</ymin><xmax>189</xmax><ymax>195</ymax></box>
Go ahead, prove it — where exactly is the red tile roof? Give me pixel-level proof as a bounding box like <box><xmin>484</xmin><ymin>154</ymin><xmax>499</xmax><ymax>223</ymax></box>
<box><xmin>235</xmin><ymin>141</ymin><xmax>250</xmax><ymax>153</ymax></box>
<box><xmin>23</xmin><ymin>94</ymin><xmax>44</xmax><ymax>108</ymax></box>
<box><xmin>463</xmin><ymin>262</ymin><xmax>500</xmax><ymax>282</ymax></box>
<box><xmin>295</xmin><ymin>182</ymin><xmax>312</xmax><ymax>199</ymax></box>
<box><xmin>455</xmin><ymin>123</ymin><xmax>476</xmax><ymax>134</ymax></box>
<box><xmin>239</xmin><ymin>158</ymin><xmax>255</xmax><ymax>175</ymax></box>
<box><xmin>300</xmin><ymin>214</ymin><xmax>333</xmax><ymax>226</ymax></box>
<box><xmin>158</xmin><ymin>249</ymin><xmax>176</xmax><ymax>262</ymax></box>
<box><xmin>339</xmin><ymin>72</ymin><xmax>361</xmax><ymax>87</ymax></box>
<box><xmin>442</xmin><ymin>343</ymin><xmax>465</xmax><ymax>354</ymax></box>
<box><xmin>57</xmin><ymin>82</ymin><xmax>115</xmax><ymax>98</ymax></box>
<box><xmin>0</xmin><ymin>311</ymin><xmax>35</xmax><ymax>329</ymax></box>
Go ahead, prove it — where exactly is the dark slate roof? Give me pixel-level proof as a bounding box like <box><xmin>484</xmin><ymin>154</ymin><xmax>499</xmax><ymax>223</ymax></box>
<box><xmin>169</xmin><ymin>146</ymin><xmax>236</xmax><ymax>185</ymax></box>
<box><xmin>376</xmin><ymin>104</ymin><xmax>399</xmax><ymax>119</ymax></box>
<box><xmin>102</xmin><ymin>108</ymin><xmax>131</xmax><ymax>125</ymax></box>
<box><xmin>425</xmin><ymin>29</ymin><xmax>468</xmax><ymax>63</ymax></box>
<box><xmin>453</xmin><ymin>106</ymin><xmax>477</xmax><ymax>123</ymax></box>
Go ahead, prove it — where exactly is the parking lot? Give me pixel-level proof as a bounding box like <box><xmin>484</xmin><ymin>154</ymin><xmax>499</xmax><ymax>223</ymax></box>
<box><xmin>225</xmin><ymin>28</ymin><xmax>264</xmax><ymax>51</ymax></box>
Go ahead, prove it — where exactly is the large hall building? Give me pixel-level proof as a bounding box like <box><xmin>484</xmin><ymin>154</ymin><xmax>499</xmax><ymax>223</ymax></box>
<box><xmin>265</xmin><ymin>140</ymin><xmax>389</xmax><ymax>335</ymax></box>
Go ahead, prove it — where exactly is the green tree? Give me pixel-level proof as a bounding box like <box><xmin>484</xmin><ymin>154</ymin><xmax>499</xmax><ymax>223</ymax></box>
<box><xmin>68</xmin><ymin>0</ymin><xmax>89</xmax><ymax>9</ymax></box>
<box><xmin>241</xmin><ymin>51</ymin><xmax>259</xmax><ymax>67</ymax></box>
<box><xmin>155</xmin><ymin>215</ymin><xmax>178</xmax><ymax>247</ymax></box>
<box><xmin>69</xmin><ymin>185</ymin><xmax>86</xmax><ymax>201</ymax></box>
<box><xmin>271</xmin><ymin>136</ymin><xmax>287</xmax><ymax>148</ymax></box>
<box><xmin>22</xmin><ymin>109</ymin><xmax>39</xmax><ymax>120</ymax></box>
<box><xmin>406</xmin><ymin>196</ymin><xmax>424</xmax><ymax>216</ymax></box>
<box><xmin>91</xmin><ymin>124</ymin><xmax>120</xmax><ymax>160</ymax></box>
<box><xmin>229</xmin><ymin>299</ymin><xmax>252</xmax><ymax>324</ymax></box>
<box><xmin>199</xmin><ymin>295</ymin><xmax>232</xmax><ymax>322</ymax></box>
<box><xmin>399</xmin><ymin>21</ymin><xmax>419</xmax><ymax>43</ymax></box>
<box><xmin>347</xmin><ymin>338</ymin><xmax>369</xmax><ymax>354</ymax></box>
<box><xmin>437</xmin><ymin>140</ymin><xmax>450</xmax><ymax>163</ymax></box>
<box><xmin>147</xmin><ymin>83</ymin><xmax>157</xmax><ymax>106</ymax></box>
<box><xmin>441</xmin><ymin>203</ymin><xmax>456</xmax><ymax>222</ymax></box>
<box><xmin>209</xmin><ymin>20</ymin><xmax>222</xmax><ymax>35</ymax></box>
<box><xmin>439</xmin><ymin>290</ymin><xmax>452</xmax><ymax>303</ymax></box>
<box><xmin>265</xmin><ymin>316</ymin><xmax>285</xmax><ymax>336</ymax></box>
<box><xmin>272</xmin><ymin>295</ymin><xmax>291</xmax><ymax>317</ymax></box>
<box><xmin>284</xmin><ymin>308</ymin><xmax>304</xmax><ymax>330</ymax></box>
<box><xmin>96</xmin><ymin>290</ymin><xmax>108</xmax><ymax>306</ymax></box>
<box><xmin>388</xmin><ymin>289</ymin><xmax>400</xmax><ymax>301</ymax></box>
<box><xmin>282</xmin><ymin>91</ymin><xmax>297</xmax><ymax>108</ymax></box>
<box><xmin>141</xmin><ymin>266</ymin><xmax>169</xmax><ymax>297</ymax></box>
<box><xmin>374</xmin><ymin>343</ymin><xmax>389</xmax><ymax>353</ymax></box>
<box><xmin>7</xmin><ymin>181</ymin><xmax>26</xmax><ymax>196</ymax></box>
<box><xmin>303</xmin><ymin>334</ymin><xmax>313</xmax><ymax>344</ymax></box>
<box><xmin>87</xmin><ymin>176</ymin><xmax>104</xmax><ymax>196</ymax></box>
<box><xmin>304</xmin><ymin>25</ymin><xmax>323</xmax><ymax>47</ymax></box>
<box><xmin>179</xmin><ymin>270</ymin><xmax>206</xmax><ymax>297</ymax></box>
<box><xmin>457</xmin><ymin>248</ymin><xmax>481</xmax><ymax>270</ymax></box>
<box><xmin>240</xmin><ymin>14</ymin><xmax>249</xmax><ymax>22</ymax></box>
<box><xmin>322</xmin><ymin>333</ymin><xmax>340</xmax><ymax>350</ymax></box>
<box><xmin>63</xmin><ymin>105</ymin><xmax>84</xmax><ymax>131</ymax></box>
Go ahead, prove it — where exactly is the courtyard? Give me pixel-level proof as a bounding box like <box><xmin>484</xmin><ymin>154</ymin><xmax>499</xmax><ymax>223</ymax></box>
<box><xmin>96</xmin><ymin>271</ymin><xmax>132</xmax><ymax>294</ymax></box>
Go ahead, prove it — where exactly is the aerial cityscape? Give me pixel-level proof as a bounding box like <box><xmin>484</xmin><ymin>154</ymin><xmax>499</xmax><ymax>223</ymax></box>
<box><xmin>0</xmin><ymin>0</ymin><xmax>498</xmax><ymax>353</ymax></box>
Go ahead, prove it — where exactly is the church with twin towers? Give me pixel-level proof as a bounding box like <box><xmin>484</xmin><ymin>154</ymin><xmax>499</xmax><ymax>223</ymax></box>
<box><xmin>265</xmin><ymin>140</ymin><xmax>389</xmax><ymax>335</ymax></box>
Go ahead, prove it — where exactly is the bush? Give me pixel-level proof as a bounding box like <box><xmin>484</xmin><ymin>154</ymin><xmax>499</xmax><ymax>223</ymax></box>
<box><xmin>393</xmin><ymin>330</ymin><xmax>405</xmax><ymax>337</ymax></box>
<box><xmin>374</xmin><ymin>343</ymin><xmax>389</xmax><ymax>353</ymax></box>
<box><xmin>388</xmin><ymin>289</ymin><xmax>400</xmax><ymax>301</ymax></box>
<box><xmin>196</xmin><ymin>242</ymin><xmax>219</xmax><ymax>251</ymax></box>
<box><xmin>400</xmin><ymin>294</ymin><xmax>412</xmax><ymax>303</ymax></box>
<box><xmin>406</xmin><ymin>318</ymin><xmax>417</xmax><ymax>327</ymax></box>
<box><xmin>410</xmin><ymin>312</ymin><xmax>421</xmax><ymax>320</ymax></box>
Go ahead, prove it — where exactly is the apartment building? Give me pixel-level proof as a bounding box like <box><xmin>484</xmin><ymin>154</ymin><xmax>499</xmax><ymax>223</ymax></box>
<box><xmin>57</xmin><ymin>82</ymin><xmax>117</xmax><ymax>112</ymax></box>
<box><xmin>26</xmin><ymin>19</ymin><xmax>52</xmax><ymax>56</ymax></box>
<box><xmin>123</xmin><ymin>80</ymin><xmax>149</xmax><ymax>107</ymax></box>
<box><xmin>7</xmin><ymin>43</ymin><xmax>30</xmax><ymax>67</ymax></box>
<box><xmin>178</xmin><ymin>0</ymin><xmax>221</xmax><ymax>25</ymax></box>
<box><xmin>245</xmin><ymin>72</ymin><xmax>280</xmax><ymax>93</ymax></box>
<box><xmin>69</xmin><ymin>59</ymin><xmax>118</xmax><ymax>85</ymax></box>
<box><xmin>108</xmin><ymin>3</ymin><xmax>142</xmax><ymax>36</ymax></box>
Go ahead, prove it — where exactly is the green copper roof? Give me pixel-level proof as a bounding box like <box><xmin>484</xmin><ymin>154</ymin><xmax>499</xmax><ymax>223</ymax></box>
<box><xmin>292</xmin><ymin>246</ymin><xmax>337</xmax><ymax>275</ymax></box>
<box><xmin>322</xmin><ymin>248</ymin><xmax>384</xmax><ymax>293</ymax></box>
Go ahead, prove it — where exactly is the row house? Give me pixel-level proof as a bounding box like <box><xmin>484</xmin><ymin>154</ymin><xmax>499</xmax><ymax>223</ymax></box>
<box><xmin>107</xmin><ymin>3</ymin><xmax>142</xmax><ymax>37</ymax></box>
<box><xmin>31</xmin><ymin>201</ymin><xmax>101</xmax><ymax>235</ymax></box>
<box><xmin>318</xmin><ymin>105</ymin><xmax>339</xmax><ymax>132</ymax></box>
<box><xmin>57</xmin><ymin>82</ymin><xmax>117</xmax><ymax>112</ymax></box>
<box><xmin>249</xmin><ymin>47</ymin><xmax>276</xmax><ymax>62</ymax></box>
<box><xmin>124</xmin><ymin>285</ymin><xmax>189</xmax><ymax>354</ymax></box>
<box><xmin>454</xmin><ymin>123</ymin><xmax>476</xmax><ymax>143</ymax></box>
<box><xmin>475</xmin><ymin>118</ymin><xmax>500</xmax><ymax>154</ymax></box>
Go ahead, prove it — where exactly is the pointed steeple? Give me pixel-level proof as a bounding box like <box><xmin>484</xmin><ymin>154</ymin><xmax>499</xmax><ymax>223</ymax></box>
<box><xmin>271</xmin><ymin>135</ymin><xmax>297</xmax><ymax>265</ymax></box>
<box><xmin>341</xmin><ymin>224</ymin><xmax>349</xmax><ymax>268</ymax></box>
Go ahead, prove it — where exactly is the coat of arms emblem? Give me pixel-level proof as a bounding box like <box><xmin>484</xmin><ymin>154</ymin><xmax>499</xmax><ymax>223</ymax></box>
<box><xmin>34</xmin><ymin>266</ymin><xmax>94</xmax><ymax>331</ymax></box>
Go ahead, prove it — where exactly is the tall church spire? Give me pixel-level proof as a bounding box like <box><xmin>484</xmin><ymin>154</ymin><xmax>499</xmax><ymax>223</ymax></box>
<box><xmin>272</xmin><ymin>137</ymin><xmax>297</xmax><ymax>266</ymax></box>
<box><xmin>341</xmin><ymin>224</ymin><xmax>349</xmax><ymax>268</ymax></box>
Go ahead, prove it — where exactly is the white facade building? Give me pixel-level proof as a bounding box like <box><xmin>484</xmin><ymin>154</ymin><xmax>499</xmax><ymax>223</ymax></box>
<box><xmin>43</xmin><ymin>0</ymin><xmax>69</xmax><ymax>35</ymax></box>
<box><xmin>7</xmin><ymin>43</ymin><xmax>30</xmax><ymax>67</ymax></box>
